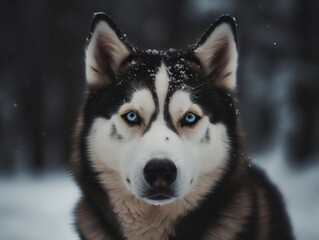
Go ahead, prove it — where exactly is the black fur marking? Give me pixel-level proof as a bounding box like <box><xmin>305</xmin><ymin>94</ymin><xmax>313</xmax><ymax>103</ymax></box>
<box><xmin>201</xmin><ymin>128</ymin><xmax>210</xmax><ymax>143</ymax></box>
<box><xmin>110</xmin><ymin>124</ymin><xmax>123</xmax><ymax>140</ymax></box>
<box><xmin>130</xmin><ymin>52</ymin><xmax>161</xmax><ymax>135</ymax></box>
<box><xmin>162</xmin><ymin>51</ymin><xmax>203</xmax><ymax>133</ymax></box>
<box><xmin>191</xmin><ymin>82</ymin><xmax>237</xmax><ymax>128</ymax></box>
<box><xmin>85</xmin><ymin>51</ymin><xmax>162</xmax><ymax>121</ymax></box>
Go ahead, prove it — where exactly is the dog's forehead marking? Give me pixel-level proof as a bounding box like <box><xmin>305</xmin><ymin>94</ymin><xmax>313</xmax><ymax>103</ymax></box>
<box><xmin>130</xmin><ymin>89</ymin><xmax>155</xmax><ymax>112</ymax></box>
<box><xmin>169</xmin><ymin>91</ymin><xmax>192</xmax><ymax>113</ymax></box>
<box><xmin>154</xmin><ymin>63</ymin><xmax>170</xmax><ymax>117</ymax></box>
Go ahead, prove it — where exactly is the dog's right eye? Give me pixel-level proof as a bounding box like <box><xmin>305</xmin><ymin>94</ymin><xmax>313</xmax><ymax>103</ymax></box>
<box><xmin>122</xmin><ymin>111</ymin><xmax>141</xmax><ymax>125</ymax></box>
<box><xmin>181</xmin><ymin>112</ymin><xmax>201</xmax><ymax>127</ymax></box>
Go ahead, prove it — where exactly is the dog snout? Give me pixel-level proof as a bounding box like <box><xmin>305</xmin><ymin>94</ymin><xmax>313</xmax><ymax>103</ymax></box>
<box><xmin>144</xmin><ymin>159</ymin><xmax>177</xmax><ymax>188</ymax></box>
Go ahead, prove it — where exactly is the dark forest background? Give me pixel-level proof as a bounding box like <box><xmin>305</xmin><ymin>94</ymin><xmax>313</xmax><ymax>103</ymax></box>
<box><xmin>0</xmin><ymin>0</ymin><xmax>318</xmax><ymax>174</ymax></box>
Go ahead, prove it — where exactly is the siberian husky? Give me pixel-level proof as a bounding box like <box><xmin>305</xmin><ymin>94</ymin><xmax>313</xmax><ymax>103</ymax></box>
<box><xmin>70</xmin><ymin>13</ymin><xmax>294</xmax><ymax>240</ymax></box>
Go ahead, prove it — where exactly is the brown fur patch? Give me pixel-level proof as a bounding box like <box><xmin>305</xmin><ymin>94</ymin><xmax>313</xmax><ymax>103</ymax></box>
<box><xmin>204</xmin><ymin>188</ymin><xmax>253</xmax><ymax>239</ymax></box>
<box><xmin>76</xmin><ymin>200</ymin><xmax>112</xmax><ymax>240</ymax></box>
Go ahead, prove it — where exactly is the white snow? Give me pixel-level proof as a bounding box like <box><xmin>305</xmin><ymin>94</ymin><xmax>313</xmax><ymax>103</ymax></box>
<box><xmin>0</xmin><ymin>172</ymin><xmax>80</xmax><ymax>240</ymax></box>
<box><xmin>145</xmin><ymin>49</ymin><xmax>159</xmax><ymax>54</ymax></box>
<box><xmin>254</xmin><ymin>149</ymin><xmax>319</xmax><ymax>240</ymax></box>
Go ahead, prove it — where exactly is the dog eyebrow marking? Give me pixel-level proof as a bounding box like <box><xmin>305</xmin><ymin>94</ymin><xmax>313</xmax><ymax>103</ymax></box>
<box><xmin>110</xmin><ymin>124</ymin><xmax>123</xmax><ymax>140</ymax></box>
<box><xmin>201</xmin><ymin>128</ymin><xmax>211</xmax><ymax>143</ymax></box>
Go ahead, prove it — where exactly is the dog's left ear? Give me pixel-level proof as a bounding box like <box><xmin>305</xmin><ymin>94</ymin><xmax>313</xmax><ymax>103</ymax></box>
<box><xmin>85</xmin><ymin>13</ymin><xmax>131</xmax><ymax>87</ymax></box>
<box><xmin>194</xmin><ymin>15</ymin><xmax>238</xmax><ymax>91</ymax></box>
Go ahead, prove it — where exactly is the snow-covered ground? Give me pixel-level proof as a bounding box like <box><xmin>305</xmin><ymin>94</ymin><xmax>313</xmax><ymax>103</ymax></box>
<box><xmin>0</xmin><ymin>158</ymin><xmax>318</xmax><ymax>240</ymax></box>
<box><xmin>254</xmin><ymin>150</ymin><xmax>319</xmax><ymax>240</ymax></box>
<box><xmin>0</xmin><ymin>172</ymin><xmax>80</xmax><ymax>240</ymax></box>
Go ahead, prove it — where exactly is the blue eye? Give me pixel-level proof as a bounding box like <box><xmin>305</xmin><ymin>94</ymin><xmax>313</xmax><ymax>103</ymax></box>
<box><xmin>182</xmin><ymin>112</ymin><xmax>200</xmax><ymax>126</ymax></box>
<box><xmin>186</xmin><ymin>113</ymin><xmax>196</xmax><ymax>122</ymax></box>
<box><xmin>123</xmin><ymin>111</ymin><xmax>141</xmax><ymax>125</ymax></box>
<box><xmin>127</xmin><ymin>112</ymin><xmax>137</xmax><ymax>121</ymax></box>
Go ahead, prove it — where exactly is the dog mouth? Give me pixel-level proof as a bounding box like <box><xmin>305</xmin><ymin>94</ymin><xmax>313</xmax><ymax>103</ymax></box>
<box><xmin>142</xmin><ymin>188</ymin><xmax>176</xmax><ymax>201</ymax></box>
<box><xmin>146</xmin><ymin>193</ymin><xmax>174</xmax><ymax>201</ymax></box>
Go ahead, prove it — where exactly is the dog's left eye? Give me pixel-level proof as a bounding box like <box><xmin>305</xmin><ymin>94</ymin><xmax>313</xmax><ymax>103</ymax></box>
<box><xmin>122</xmin><ymin>111</ymin><xmax>141</xmax><ymax>125</ymax></box>
<box><xmin>181</xmin><ymin>112</ymin><xmax>200</xmax><ymax>127</ymax></box>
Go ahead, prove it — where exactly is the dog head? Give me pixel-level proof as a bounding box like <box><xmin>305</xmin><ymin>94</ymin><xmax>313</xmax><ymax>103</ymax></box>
<box><xmin>83</xmin><ymin>13</ymin><xmax>238</xmax><ymax>205</ymax></box>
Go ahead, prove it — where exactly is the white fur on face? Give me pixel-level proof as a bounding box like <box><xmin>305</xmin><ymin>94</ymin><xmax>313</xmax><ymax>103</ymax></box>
<box><xmin>87</xmin><ymin>89</ymin><xmax>156</xmax><ymax>172</ymax></box>
<box><xmin>168</xmin><ymin>90</ymin><xmax>230</xmax><ymax>176</ymax></box>
<box><xmin>87</xmin><ymin>63</ymin><xmax>230</xmax><ymax>206</ymax></box>
<box><xmin>155</xmin><ymin>63</ymin><xmax>170</xmax><ymax>118</ymax></box>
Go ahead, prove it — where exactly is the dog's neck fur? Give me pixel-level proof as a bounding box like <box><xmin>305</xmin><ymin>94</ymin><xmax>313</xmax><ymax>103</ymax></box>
<box><xmin>95</xmin><ymin>162</ymin><xmax>225</xmax><ymax>240</ymax></box>
<box><xmin>74</xmin><ymin>153</ymin><xmax>252</xmax><ymax>240</ymax></box>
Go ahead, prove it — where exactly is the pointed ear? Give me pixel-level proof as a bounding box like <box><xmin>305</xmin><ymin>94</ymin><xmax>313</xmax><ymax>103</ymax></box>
<box><xmin>85</xmin><ymin>13</ymin><xmax>131</xmax><ymax>87</ymax></box>
<box><xmin>194</xmin><ymin>15</ymin><xmax>238</xmax><ymax>91</ymax></box>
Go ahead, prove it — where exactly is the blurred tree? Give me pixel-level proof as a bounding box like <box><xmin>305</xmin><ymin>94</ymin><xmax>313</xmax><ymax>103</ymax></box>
<box><xmin>287</xmin><ymin>0</ymin><xmax>319</xmax><ymax>164</ymax></box>
<box><xmin>0</xmin><ymin>0</ymin><xmax>318</xmax><ymax>173</ymax></box>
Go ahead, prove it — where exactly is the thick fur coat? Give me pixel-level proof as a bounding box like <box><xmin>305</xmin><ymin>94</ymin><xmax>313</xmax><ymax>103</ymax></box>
<box><xmin>70</xmin><ymin>13</ymin><xmax>294</xmax><ymax>240</ymax></box>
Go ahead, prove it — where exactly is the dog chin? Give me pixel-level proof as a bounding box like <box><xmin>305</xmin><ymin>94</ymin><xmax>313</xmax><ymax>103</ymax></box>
<box><xmin>142</xmin><ymin>197</ymin><xmax>176</xmax><ymax>206</ymax></box>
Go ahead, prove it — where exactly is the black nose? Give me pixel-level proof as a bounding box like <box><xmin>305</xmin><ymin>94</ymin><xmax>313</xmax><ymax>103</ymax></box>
<box><xmin>144</xmin><ymin>159</ymin><xmax>177</xmax><ymax>188</ymax></box>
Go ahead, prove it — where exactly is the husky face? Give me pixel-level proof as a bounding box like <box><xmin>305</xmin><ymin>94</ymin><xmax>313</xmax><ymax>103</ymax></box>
<box><xmin>84</xmin><ymin>14</ymin><xmax>238</xmax><ymax>206</ymax></box>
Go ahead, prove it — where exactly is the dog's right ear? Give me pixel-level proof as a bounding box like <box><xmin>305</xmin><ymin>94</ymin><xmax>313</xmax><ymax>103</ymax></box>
<box><xmin>85</xmin><ymin>13</ymin><xmax>131</xmax><ymax>87</ymax></box>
